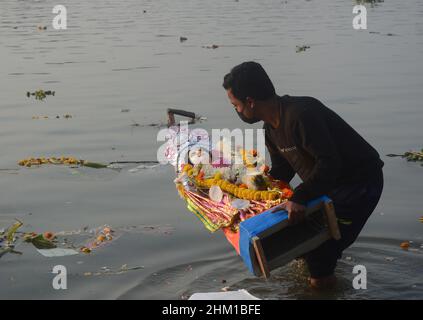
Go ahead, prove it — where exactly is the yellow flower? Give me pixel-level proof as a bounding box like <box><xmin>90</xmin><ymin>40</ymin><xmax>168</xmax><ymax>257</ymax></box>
<box><xmin>214</xmin><ymin>172</ymin><xmax>222</xmax><ymax>180</ymax></box>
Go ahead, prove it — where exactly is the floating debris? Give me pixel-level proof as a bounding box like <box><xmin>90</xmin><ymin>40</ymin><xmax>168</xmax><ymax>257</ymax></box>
<box><xmin>167</xmin><ymin>108</ymin><xmax>198</xmax><ymax>127</ymax></box>
<box><xmin>0</xmin><ymin>220</ymin><xmax>23</xmax><ymax>259</ymax></box>
<box><xmin>5</xmin><ymin>219</ymin><xmax>23</xmax><ymax>245</ymax></box>
<box><xmin>0</xmin><ymin>220</ymin><xmax>23</xmax><ymax>258</ymax></box>
<box><xmin>37</xmin><ymin>25</ymin><xmax>47</xmax><ymax>31</ymax></box>
<box><xmin>296</xmin><ymin>45</ymin><xmax>310</xmax><ymax>53</ymax></box>
<box><xmin>400</xmin><ymin>241</ymin><xmax>410</xmax><ymax>250</ymax></box>
<box><xmin>80</xmin><ymin>247</ymin><xmax>91</xmax><ymax>254</ymax></box>
<box><xmin>37</xmin><ymin>248</ymin><xmax>79</xmax><ymax>257</ymax></box>
<box><xmin>369</xmin><ymin>31</ymin><xmax>398</xmax><ymax>36</ymax></box>
<box><xmin>2</xmin><ymin>221</ymin><xmax>173</xmax><ymax>260</ymax></box>
<box><xmin>32</xmin><ymin>114</ymin><xmax>72</xmax><ymax>120</ymax></box>
<box><xmin>18</xmin><ymin>157</ymin><xmax>108</xmax><ymax>169</ymax></box>
<box><xmin>0</xmin><ymin>247</ymin><xmax>22</xmax><ymax>259</ymax></box>
<box><xmin>43</xmin><ymin>231</ymin><xmax>55</xmax><ymax>241</ymax></box>
<box><xmin>82</xmin><ymin>264</ymin><xmax>144</xmax><ymax>277</ymax></box>
<box><xmin>130</xmin><ymin>120</ymin><xmax>167</xmax><ymax>128</ymax></box>
<box><xmin>18</xmin><ymin>157</ymin><xmax>161</xmax><ymax>171</ymax></box>
<box><xmin>127</xmin><ymin>164</ymin><xmax>160</xmax><ymax>172</ymax></box>
<box><xmin>80</xmin><ymin>225</ymin><xmax>117</xmax><ymax>254</ymax></box>
<box><xmin>121</xmin><ymin>109</ymin><xmax>130</xmax><ymax>113</ymax></box>
<box><xmin>32</xmin><ymin>116</ymin><xmax>49</xmax><ymax>119</ymax></box>
<box><xmin>385</xmin><ymin>257</ymin><xmax>395</xmax><ymax>262</ymax></box>
<box><xmin>118</xmin><ymin>224</ymin><xmax>174</xmax><ymax>236</ymax></box>
<box><xmin>109</xmin><ymin>160</ymin><xmax>159</xmax><ymax>166</ymax></box>
<box><xmin>202</xmin><ymin>44</ymin><xmax>219</xmax><ymax>49</ymax></box>
<box><xmin>26</xmin><ymin>90</ymin><xmax>55</xmax><ymax>101</ymax></box>
<box><xmin>387</xmin><ymin>150</ymin><xmax>423</xmax><ymax>166</ymax></box>
<box><xmin>24</xmin><ymin>233</ymin><xmax>57</xmax><ymax>249</ymax></box>
<box><xmin>180</xmin><ymin>36</ymin><xmax>188</xmax><ymax>42</ymax></box>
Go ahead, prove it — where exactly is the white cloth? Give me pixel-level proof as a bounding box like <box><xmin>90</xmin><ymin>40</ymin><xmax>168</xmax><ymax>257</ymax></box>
<box><xmin>189</xmin><ymin>289</ymin><xmax>260</xmax><ymax>300</ymax></box>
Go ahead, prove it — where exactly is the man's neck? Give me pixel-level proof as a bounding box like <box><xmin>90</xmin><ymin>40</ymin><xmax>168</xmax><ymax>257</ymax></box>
<box><xmin>257</xmin><ymin>95</ymin><xmax>281</xmax><ymax>129</ymax></box>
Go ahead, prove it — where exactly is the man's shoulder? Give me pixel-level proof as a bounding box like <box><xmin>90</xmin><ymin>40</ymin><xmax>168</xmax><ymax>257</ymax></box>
<box><xmin>283</xmin><ymin>95</ymin><xmax>328</xmax><ymax>120</ymax></box>
<box><xmin>263</xmin><ymin>95</ymin><xmax>327</xmax><ymax>131</ymax></box>
<box><xmin>283</xmin><ymin>95</ymin><xmax>324</xmax><ymax>110</ymax></box>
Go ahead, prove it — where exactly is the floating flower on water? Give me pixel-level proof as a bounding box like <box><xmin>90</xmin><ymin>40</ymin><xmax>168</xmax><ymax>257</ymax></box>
<box><xmin>18</xmin><ymin>157</ymin><xmax>108</xmax><ymax>168</ymax></box>
<box><xmin>43</xmin><ymin>232</ymin><xmax>55</xmax><ymax>240</ymax></box>
<box><xmin>400</xmin><ymin>241</ymin><xmax>410</xmax><ymax>249</ymax></box>
<box><xmin>80</xmin><ymin>247</ymin><xmax>91</xmax><ymax>254</ymax></box>
<box><xmin>26</xmin><ymin>90</ymin><xmax>55</xmax><ymax>101</ymax></box>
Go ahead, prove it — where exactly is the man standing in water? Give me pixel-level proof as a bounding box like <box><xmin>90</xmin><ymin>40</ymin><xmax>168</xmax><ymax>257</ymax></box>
<box><xmin>222</xmin><ymin>61</ymin><xmax>384</xmax><ymax>289</ymax></box>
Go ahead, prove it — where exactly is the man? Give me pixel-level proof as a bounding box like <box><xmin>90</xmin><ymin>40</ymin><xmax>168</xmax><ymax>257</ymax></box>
<box><xmin>222</xmin><ymin>61</ymin><xmax>384</xmax><ymax>289</ymax></box>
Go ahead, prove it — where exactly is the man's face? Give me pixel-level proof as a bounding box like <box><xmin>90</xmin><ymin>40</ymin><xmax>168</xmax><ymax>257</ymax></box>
<box><xmin>226</xmin><ymin>89</ymin><xmax>257</xmax><ymax>122</ymax></box>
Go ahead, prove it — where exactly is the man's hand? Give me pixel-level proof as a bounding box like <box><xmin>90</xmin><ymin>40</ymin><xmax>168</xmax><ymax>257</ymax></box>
<box><xmin>271</xmin><ymin>201</ymin><xmax>306</xmax><ymax>225</ymax></box>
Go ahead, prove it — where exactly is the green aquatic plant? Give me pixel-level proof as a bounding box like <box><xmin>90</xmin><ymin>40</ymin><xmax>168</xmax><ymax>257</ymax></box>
<box><xmin>82</xmin><ymin>161</ymin><xmax>109</xmax><ymax>169</ymax></box>
<box><xmin>0</xmin><ymin>220</ymin><xmax>23</xmax><ymax>259</ymax></box>
<box><xmin>5</xmin><ymin>219</ymin><xmax>23</xmax><ymax>244</ymax></box>
<box><xmin>24</xmin><ymin>234</ymin><xmax>57</xmax><ymax>249</ymax></box>
<box><xmin>387</xmin><ymin>149</ymin><xmax>423</xmax><ymax>166</ymax></box>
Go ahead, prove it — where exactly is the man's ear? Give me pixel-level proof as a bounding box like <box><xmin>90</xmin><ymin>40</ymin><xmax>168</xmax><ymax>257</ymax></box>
<box><xmin>246</xmin><ymin>97</ymin><xmax>255</xmax><ymax>109</ymax></box>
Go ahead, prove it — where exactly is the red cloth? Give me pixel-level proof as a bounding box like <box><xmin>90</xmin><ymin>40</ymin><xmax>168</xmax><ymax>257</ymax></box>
<box><xmin>222</xmin><ymin>227</ymin><xmax>240</xmax><ymax>254</ymax></box>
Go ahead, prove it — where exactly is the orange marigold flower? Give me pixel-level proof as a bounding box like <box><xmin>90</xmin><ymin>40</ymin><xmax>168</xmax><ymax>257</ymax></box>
<box><xmin>261</xmin><ymin>165</ymin><xmax>270</xmax><ymax>174</ymax></box>
<box><xmin>282</xmin><ymin>188</ymin><xmax>294</xmax><ymax>199</ymax></box>
<box><xmin>197</xmin><ymin>171</ymin><xmax>205</xmax><ymax>180</ymax></box>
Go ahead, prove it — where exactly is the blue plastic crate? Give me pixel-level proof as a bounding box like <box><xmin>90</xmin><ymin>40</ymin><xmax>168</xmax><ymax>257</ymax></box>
<box><xmin>238</xmin><ymin>196</ymin><xmax>340</xmax><ymax>278</ymax></box>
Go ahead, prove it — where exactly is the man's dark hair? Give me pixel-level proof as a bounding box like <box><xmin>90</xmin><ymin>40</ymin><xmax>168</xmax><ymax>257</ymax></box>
<box><xmin>222</xmin><ymin>61</ymin><xmax>275</xmax><ymax>102</ymax></box>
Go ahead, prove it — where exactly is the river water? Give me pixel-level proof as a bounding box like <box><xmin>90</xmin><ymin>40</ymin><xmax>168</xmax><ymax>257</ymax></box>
<box><xmin>0</xmin><ymin>0</ymin><xmax>422</xmax><ymax>299</ymax></box>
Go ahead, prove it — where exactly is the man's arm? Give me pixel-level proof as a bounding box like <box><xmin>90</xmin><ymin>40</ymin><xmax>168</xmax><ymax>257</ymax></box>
<box><xmin>290</xmin><ymin>107</ymin><xmax>342</xmax><ymax>205</ymax></box>
<box><xmin>265</xmin><ymin>127</ymin><xmax>304</xmax><ymax>225</ymax></box>
<box><xmin>265</xmin><ymin>130</ymin><xmax>296</xmax><ymax>183</ymax></box>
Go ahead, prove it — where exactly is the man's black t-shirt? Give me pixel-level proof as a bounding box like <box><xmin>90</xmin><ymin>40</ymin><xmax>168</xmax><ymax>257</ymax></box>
<box><xmin>264</xmin><ymin>95</ymin><xmax>384</xmax><ymax>205</ymax></box>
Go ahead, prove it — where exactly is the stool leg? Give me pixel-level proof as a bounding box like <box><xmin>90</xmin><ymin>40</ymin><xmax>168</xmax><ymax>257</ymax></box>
<box><xmin>252</xmin><ymin>236</ymin><xmax>270</xmax><ymax>279</ymax></box>
<box><xmin>324</xmin><ymin>200</ymin><xmax>341</xmax><ymax>240</ymax></box>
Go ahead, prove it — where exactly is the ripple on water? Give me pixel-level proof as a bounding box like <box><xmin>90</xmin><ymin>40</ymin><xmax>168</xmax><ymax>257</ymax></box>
<box><xmin>117</xmin><ymin>237</ymin><xmax>423</xmax><ymax>300</ymax></box>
